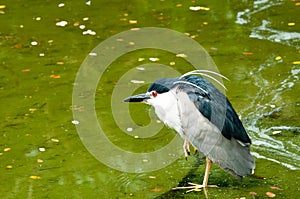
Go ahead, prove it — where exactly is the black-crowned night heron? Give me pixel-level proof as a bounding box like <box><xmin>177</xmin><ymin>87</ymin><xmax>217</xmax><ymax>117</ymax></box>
<box><xmin>124</xmin><ymin>70</ymin><xmax>255</xmax><ymax>191</ymax></box>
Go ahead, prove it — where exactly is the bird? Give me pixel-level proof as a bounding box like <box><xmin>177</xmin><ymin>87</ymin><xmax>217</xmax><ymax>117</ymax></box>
<box><xmin>123</xmin><ymin>70</ymin><xmax>255</xmax><ymax>191</ymax></box>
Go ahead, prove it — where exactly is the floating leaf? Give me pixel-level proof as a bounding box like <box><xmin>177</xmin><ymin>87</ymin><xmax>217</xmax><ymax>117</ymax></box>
<box><xmin>51</xmin><ymin>138</ymin><xmax>60</xmax><ymax>143</ymax></box>
<box><xmin>129</xmin><ymin>20</ymin><xmax>137</xmax><ymax>24</ymax></box>
<box><xmin>189</xmin><ymin>6</ymin><xmax>210</xmax><ymax>11</ymax></box>
<box><xmin>150</xmin><ymin>187</ymin><xmax>162</xmax><ymax>192</ymax></box>
<box><xmin>243</xmin><ymin>51</ymin><xmax>254</xmax><ymax>55</ymax></box>
<box><xmin>131</xmin><ymin>80</ymin><xmax>145</xmax><ymax>84</ymax></box>
<box><xmin>89</xmin><ymin>52</ymin><xmax>97</xmax><ymax>56</ymax></box>
<box><xmin>50</xmin><ymin>74</ymin><xmax>61</xmax><ymax>79</ymax></box>
<box><xmin>14</xmin><ymin>43</ymin><xmax>23</xmax><ymax>48</ymax></box>
<box><xmin>275</xmin><ymin>56</ymin><xmax>282</xmax><ymax>61</ymax></box>
<box><xmin>73</xmin><ymin>21</ymin><xmax>80</xmax><ymax>27</ymax></box>
<box><xmin>29</xmin><ymin>108</ymin><xmax>37</xmax><ymax>113</ymax></box>
<box><xmin>266</xmin><ymin>192</ymin><xmax>276</xmax><ymax>198</ymax></box>
<box><xmin>272</xmin><ymin>130</ymin><xmax>282</xmax><ymax>135</ymax></box>
<box><xmin>253</xmin><ymin>175</ymin><xmax>266</xmax><ymax>179</ymax></box>
<box><xmin>31</xmin><ymin>41</ymin><xmax>38</xmax><ymax>46</ymax></box>
<box><xmin>22</xmin><ymin>69</ymin><xmax>30</xmax><ymax>72</ymax></box>
<box><xmin>56</xmin><ymin>21</ymin><xmax>68</xmax><ymax>27</ymax></box>
<box><xmin>169</xmin><ymin>61</ymin><xmax>175</xmax><ymax>66</ymax></box>
<box><xmin>58</xmin><ymin>3</ymin><xmax>65</xmax><ymax>7</ymax></box>
<box><xmin>176</xmin><ymin>53</ymin><xmax>187</xmax><ymax>58</ymax></box>
<box><xmin>149</xmin><ymin>57</ymin><xmax>159</xmax><ymax>62</ymax></box>
<box><xmin>72</xmin><ymin>120</ymin><xmax>80</xmax><ymax>125</ymax></box>
<box><xmin>288</xmin><ymin>22</ymin><xmax>295</xmax><ymax>26</ymax></box>
<box><xmin>270</xmin><ymin>186</ymin><xmax>283</xmax><ymax>191</ymax></box>
<box><xmin>82</xmin><ymin>30</ymin><xmax>96</xmax><ymax>35</ymax></box>
<box><xmin>29</xmin><ymin>175</ymin><xmax>41</xmax><ymax>180</ymax></box>
<box><xmin>292</xmin><ymin>61</ymin><xmax>300</xmax><ymax>64</ymax></box>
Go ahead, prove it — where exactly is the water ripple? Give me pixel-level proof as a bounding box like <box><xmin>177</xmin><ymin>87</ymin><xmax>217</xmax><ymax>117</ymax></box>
<box><xmin>241</xmin><ymin>59</ymin><xmax>300</xmax><ymax>170</ymax></box>
<box><xmin>250</xmin><ymin>20</ymin><xmax>300</xmax><ymax>49</ymax></box>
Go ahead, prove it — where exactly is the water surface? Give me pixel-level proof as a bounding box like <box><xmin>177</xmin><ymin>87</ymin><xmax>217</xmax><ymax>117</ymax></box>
<box><xmin>1</xmin><ymin>0</ymin><xmax>299</xmax><ymax>198</ymax></box>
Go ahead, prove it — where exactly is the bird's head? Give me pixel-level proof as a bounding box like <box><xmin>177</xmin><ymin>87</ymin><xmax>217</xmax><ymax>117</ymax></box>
<box><xmin>123</xmin><ymin>78</ymin><xmax>178</xmax><ymax>105</ymax></box>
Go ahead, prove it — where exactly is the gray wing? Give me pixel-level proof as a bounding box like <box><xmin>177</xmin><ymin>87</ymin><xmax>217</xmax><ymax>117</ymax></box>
<box><xmin>173</xmin><ymin>76</ymin><xmax>255</xmax><ymax>178</ymax></box>
<box><xmin>174</xmin><ymin>76</ymin><xmax>251</xmax><ymax>144</ymax></box>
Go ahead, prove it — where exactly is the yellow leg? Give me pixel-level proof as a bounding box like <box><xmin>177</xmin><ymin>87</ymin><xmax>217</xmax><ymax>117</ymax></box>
<box><xmin>172</xmin><ymin>156</ymin><xmax>217</xmax><ymax>193</ymax></box>
<box><xmin>202</xmin><ymin>157</ymin><xmax>212</xmax><ymax>187</ymax></box>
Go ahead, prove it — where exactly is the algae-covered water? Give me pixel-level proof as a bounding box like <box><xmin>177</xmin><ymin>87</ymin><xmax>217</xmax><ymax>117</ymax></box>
<box><xmin>0</xmin><ymin>0</ymin><xmax>299</xmax><ymax>198</ymax></box>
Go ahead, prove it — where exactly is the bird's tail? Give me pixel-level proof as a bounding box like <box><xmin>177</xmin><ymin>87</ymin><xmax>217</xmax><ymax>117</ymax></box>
<box><xmin>207</xmin><ymin>137</ymin><xmax>255</xmax><ymax>179</ymax></box>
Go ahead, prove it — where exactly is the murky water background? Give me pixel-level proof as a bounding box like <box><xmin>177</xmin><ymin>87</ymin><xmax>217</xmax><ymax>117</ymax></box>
<box><xmin>1</xmin><ymin>0</ymin><xmax>299</xmax><ymax>198</ymax></box>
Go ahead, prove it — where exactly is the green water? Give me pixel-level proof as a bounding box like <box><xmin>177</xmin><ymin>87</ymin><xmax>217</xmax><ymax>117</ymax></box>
<box><xmin>1</xmin><ymin>0</ymin><xmax>299</xmax><ymax>198</ymax></box>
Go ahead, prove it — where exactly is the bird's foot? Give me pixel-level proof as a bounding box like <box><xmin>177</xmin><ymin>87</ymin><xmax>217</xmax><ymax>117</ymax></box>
<box><xmin>183</xmin><ymin>139</ymin><xmax>191</xmax><ymax>160</ymax></box>
<box><xmin>172</xmin><ymin>182</ymin><xmax>217</xmax><ymax>193</ymax></box>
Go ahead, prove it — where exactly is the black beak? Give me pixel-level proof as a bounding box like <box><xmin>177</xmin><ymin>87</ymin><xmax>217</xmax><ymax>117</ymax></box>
<box><xmin>123</xmin><ymin>93</ymin><xmax>150</xmax><ymax>102</ymax></box>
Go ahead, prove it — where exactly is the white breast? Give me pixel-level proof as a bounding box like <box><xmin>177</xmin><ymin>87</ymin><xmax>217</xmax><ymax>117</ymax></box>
<box><xmin>145</xmin><ymin>91</ymin><xmax>183</xmax><ymax>136</ymax></box>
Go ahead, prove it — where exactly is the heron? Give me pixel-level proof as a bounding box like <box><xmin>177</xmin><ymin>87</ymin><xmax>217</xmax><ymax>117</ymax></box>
<box><xmin>123</xmin><ymin>70</ymin><xmax>255</xmax><ymax>191</ymax></box>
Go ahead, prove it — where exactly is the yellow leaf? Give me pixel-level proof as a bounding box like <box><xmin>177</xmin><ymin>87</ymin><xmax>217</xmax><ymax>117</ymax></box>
<box><xmin>29</xmin><ymin>175</ymin><xmax>41</xmax><ymax>180</ymax></box>
<box><xmin>50</xmin><ymin>74</ymin><xmax>61</xmax><ymax>79</ymax></box>
<box><xmin>292</xmin><ymin>61</ymin><xmax>300</xmax><ymax>65</ymax></box>
<box><xmin>275</xmin><ymin>56</ymin><xmax>282</xmax><ymax>61</ymax></box>
<box><xmin>288</xmin><ymin>22</ymin><xmax>295</xmax><ymax>26</ymax></box>
<box><xmin>129</xmin><ymin>20</ymin><xmax>137</xmax><ymax>24</ymax></box>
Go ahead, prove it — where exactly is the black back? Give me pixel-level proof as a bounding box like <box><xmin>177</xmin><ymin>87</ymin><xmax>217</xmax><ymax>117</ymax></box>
<box><xmin>148</xmin><ymin>76</ymin><xmax>251</xmax><ymax>144</ymax></box>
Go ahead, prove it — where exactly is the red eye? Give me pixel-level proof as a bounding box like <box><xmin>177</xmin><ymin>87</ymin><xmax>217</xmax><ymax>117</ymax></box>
<box><xmin>151</xmin><ymin>91</ymin><xmax>158</xmax><ymax>97</ymax></box>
